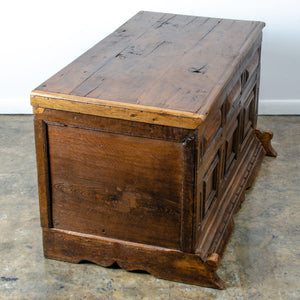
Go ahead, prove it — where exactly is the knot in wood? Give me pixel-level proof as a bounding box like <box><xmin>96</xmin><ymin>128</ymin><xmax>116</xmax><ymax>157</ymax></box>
<box><xmin>188</xmin><ymin>65</ymin><xmax>207</xmax><ymax>74</ymax></box>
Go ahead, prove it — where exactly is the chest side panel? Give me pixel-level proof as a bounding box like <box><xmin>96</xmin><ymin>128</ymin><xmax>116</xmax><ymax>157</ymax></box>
<box><xmin>194</xmin><ymin>36</ymin><xmax>264</xmax><ymax>258</ymax></box>
<box><xmin>47</xmin><ymin>121</ymin><xmax>185</xmax><ymax>249</ymax></box>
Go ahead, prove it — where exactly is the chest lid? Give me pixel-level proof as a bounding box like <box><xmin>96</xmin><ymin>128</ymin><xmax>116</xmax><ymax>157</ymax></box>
<box><xmin>31</xmin><ymin>11</ymin><xmax>264</xmax><ymax>129</ymax></box>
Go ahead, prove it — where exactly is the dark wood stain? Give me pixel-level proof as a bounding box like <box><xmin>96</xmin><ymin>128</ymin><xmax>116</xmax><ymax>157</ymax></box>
<box><xmin>35</xmin><ymin>11</ymin><xmax>264</xmax><ymax>116</ymax></box>
<box><xmin>32</xmin><ymin>11</ymin><xmax>276</xmax><ymax>289</ymax></box>
<box><xmin>48</xmin><ymin>123</ymin><xmax>184</xmax><ymax>249</ymax></box>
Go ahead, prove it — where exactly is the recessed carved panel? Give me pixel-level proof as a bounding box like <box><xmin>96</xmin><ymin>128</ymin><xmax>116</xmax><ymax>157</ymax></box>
<box><xmin>203</xmin><ymin>155</ymin><xmax>219</xmax><ymax>216</ymax></box>
<box><xmin>243</xmin><ymin>90</ymin><xmax>255</xmax><ymax>140</ymax></box>
<box><xmin>246</xmin><ymin>49</ymin><xmax>260</xmax><ymax>79</ymax></box>
<box><xmin>225</xmin><ymin>120</ymin><xmax>238</xmax><ymax>175</ymax></box>
<box><xmin>226</xmin><ymin>80</ymin><xmax>241</xmax><ymax>117</ymax></box>
<box><xmin>203</xmin><ymin>111</ymin><xmax>221</xmax><ymax>152</ymax></box>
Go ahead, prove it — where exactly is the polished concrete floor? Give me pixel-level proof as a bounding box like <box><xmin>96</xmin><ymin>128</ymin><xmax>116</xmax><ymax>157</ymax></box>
<box><xmin>0</xmin><ymin>115</ymin><xmax>299</xmax><ymax>299</ymax></box>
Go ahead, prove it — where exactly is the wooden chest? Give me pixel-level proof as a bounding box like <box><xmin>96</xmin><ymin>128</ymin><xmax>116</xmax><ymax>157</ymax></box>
<box><xmin>31</xmin><ymin>11</ymin><xmax>276</xmax><ymax>289</ymax></box>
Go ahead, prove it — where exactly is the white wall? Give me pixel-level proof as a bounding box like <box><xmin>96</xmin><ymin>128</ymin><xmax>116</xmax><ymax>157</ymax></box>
<box><xmin>1</xmin><ymin>0</ymin><xmax>299</xmax><ymax>114</ymax></box>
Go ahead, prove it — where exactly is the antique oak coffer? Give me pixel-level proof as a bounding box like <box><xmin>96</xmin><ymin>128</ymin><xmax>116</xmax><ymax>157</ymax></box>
<box><xmin>31</xmin><ymin>11</ymin><xmax>276</xmax><ymax>289</ymax></box>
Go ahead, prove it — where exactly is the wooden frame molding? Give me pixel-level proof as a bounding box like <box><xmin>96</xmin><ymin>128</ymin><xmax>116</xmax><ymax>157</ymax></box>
<box><xmin>31</xmin><ymin>91</ymin><xmax>205</xmax><ymax>129</ymax></box>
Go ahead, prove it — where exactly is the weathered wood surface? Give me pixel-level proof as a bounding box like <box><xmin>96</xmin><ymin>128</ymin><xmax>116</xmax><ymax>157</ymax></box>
<box><xmin>32</xmin><ymin>11</ymin><xmax>276</xmax><ymax>289</ymax></box>
<box><xmin>34</xmin><ymin>110</ymin><xmax>196</xmax><ymax>252</ymax></box>
<box><xmin>47</xmin><ymin>122</ymin><xmax>184</xmax><ymax>249</ymax></box>
<box><xmin>31</xmin><ymin>11</ymin><xmax>265</xmax><ymax>128</ymax></box>
<box><xmin>43</xmin><ymin>228</ymin><xmax>225</xmax><ymax>289</ymax></box>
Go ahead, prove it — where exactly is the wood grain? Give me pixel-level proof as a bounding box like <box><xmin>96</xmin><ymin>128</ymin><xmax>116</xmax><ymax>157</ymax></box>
<box><xmin>43</xmin><ymin>228</ymin><xmax>225</xmax><ymax>289</ymax></box>
<box><xmin>32</xmin><ymin>11</ymin><xmax>276</xmax><ymax>289</ymax></box>
<box><xmin>31</xmin><ymin>91</ymin><xmax>205</xmax><ymax>129</ymax></box>
<box><xmin>34</xmin><ymin>119</ymin><xmax>52</xmax><ymax>228</ymax></box>
<box><xmin>31</xmin><ymin>11</ymin><xmax>265</xmax><ymax>128</ymax></box>
<box><xmin>34</xmin><ymin>108</ymin><xmax>193</xmax><ymax>142</ymax></box>
<box><xmin>47</xmin><ymin>123</ymin><xmax>185</xmax><ymax>249</ymax></box>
